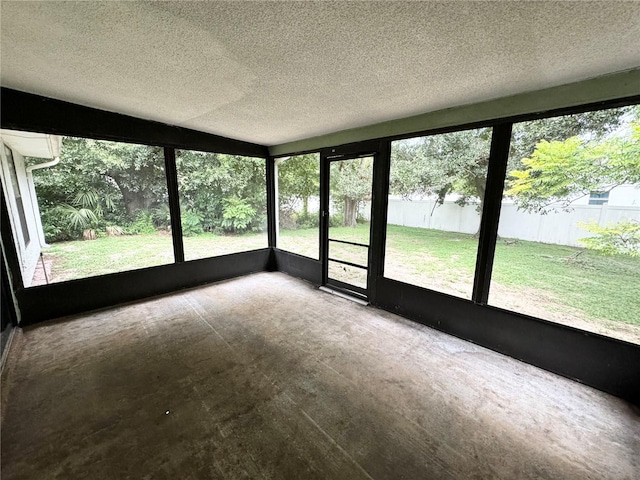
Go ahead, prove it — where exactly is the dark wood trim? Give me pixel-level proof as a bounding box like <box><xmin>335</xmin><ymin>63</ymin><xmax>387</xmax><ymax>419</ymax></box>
<box><xmin>281</xmin><ymin>96</ymin><xmax>640</xmax><ymax>157</ymax></box>
<box><xmin>17</xmin><ymin>249</ymin><xmax>271</xmax><ymax>325</ymax></box>
<box><xmin>319</xmin><ymin>152</ymin><xmax>330</xmax><ymax>285</ymax></box>
<box><xmin>326</xmin><ymin>278</ymin><xmax>368</xmax><ymax>298</ymax></box>
<box><xmin>1</xmin><ymin>245</ymin><xmax>19</xmax><ymax>328</ymax></box>
<box><xmin>163</xmin><ymin>147</ymin><xmax>184</xmax><ymax>262</ymax></box>
<box><xmin>328</xmin><ymin>238</ymin><xmax>369</xmax><ymax>248</ymax></box>
<box><xmin>472</xmin><ymin>123</ymin><xmax>512</xmax><ymax>304</ymax></box>
<box><xmin>368</xmin><ymin>140</ymin><xmax>390</xmax><ymax>302</ymax></box>
<box><xmin>1</xmin><ymin>88</ymin><xmax>268</xmax><ymax>157</ymax></box>
<box><xmin>0</xmin><ymin>180</ymin><xmax>24</xmax><ymax>291</ymax></box>
<box><xmin>266</xmin><ymin>156</ymin><xmax>277</xmax><ymax>248</ymax></box>
<box><xmin>373</xmin><ymin>277</ymin><xmax>640</xmax><ymax>404</ymax></box>
<box><xmin>273</xmin><ymin>249</ymin><xmax>322</xmax><ymax>285</ymax></box>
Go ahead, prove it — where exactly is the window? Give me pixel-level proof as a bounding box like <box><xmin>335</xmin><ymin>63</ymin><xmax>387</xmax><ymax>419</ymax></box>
<box><xmin>588</xmin><ymin>191</ymin><xmax>609</xmax><ymax>205</ymax></box>
<box><xmin>384</xmin><ymin>128</ymin><xmax>492</xmax><ymax>299</ymax></box>
<box><xmin>4</xmin><ymin>146</ymin><xmax>30</xmax><ymax>246</ymax></box>
<box><xmin>489</xmin><ymin>107</ymin><xmax>639</xmax><ymax>344</ymax></box>
<box><xmin>176</xmin><ymin>150</ymin><xmax>267</xmax><ymax>260</ymax></box>
<box><xmin>28</xmin><ymin>136</ymin><xmax>174</xmax><ymax>283</ymax></box>
<box><xmin>276</xmin><ymin>153</ymin><xmax>320</xmax><ymax>259</ymax></box>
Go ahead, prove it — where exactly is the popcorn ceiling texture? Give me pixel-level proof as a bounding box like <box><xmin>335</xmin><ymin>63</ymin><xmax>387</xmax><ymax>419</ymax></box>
<box><xmin>1</xmin><ymin>1</ymin><xmax>639</xmax><ymax>146</ymax></box>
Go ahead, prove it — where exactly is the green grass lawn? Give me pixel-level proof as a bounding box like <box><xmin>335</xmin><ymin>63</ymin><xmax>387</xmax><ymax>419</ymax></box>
<box><xmin>45</xmin><ymin>232</ymin><xmax>268</xmax><ymax>282</ymax></box>
<box><xmin>43</xmin><ymin>224</ymin><xmax>639</xmax><ymax>342</ymax></box>
<box><xmin>283</xmin><ymin>224</ymin><xmax>640</xmax><ymax>332</ymax></box>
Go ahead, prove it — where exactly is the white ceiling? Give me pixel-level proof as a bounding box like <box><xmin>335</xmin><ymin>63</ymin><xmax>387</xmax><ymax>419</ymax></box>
<box><xmin>1</xmin><ymin>1</ymin><xmax>639</xmax><ymax>147</ymax></box>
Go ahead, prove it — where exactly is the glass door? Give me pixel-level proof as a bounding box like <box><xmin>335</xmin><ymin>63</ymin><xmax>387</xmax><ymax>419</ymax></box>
<box><xmin>323</xmin><ymin>154</ymin><xmax>374</xmax><ymax>298</ymax></box>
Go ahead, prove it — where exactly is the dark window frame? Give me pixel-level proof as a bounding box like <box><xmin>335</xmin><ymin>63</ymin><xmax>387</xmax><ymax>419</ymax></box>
<box><xmin>2</xmin><ymin>88</ymin><xmax>639</xmax><ymax>405</ymax></box>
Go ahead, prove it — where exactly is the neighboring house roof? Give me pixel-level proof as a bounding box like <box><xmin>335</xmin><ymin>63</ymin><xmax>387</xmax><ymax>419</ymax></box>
<box><xmin>0</xmin><ymin>130</ymin><xmax>61</xmax><ymax>159</ymax></box>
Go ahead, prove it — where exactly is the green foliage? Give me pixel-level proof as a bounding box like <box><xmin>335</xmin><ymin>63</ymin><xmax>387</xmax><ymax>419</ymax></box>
<box><xmin>40</xmin><ymin>185</ymin><xmax>104</xmax><ymax>242</ymax></box>
<box><xmin>177</xmin><ymin>150</ymin><xmax>267</xmax><ymax>233</ymax></box>
<box><xmin>32</xmin><ymin>137</ymin><xmax>167</xmax><ymax>241</ymax></box>
<box><xmin>329</xmin><ymin>214</ymin><xmax>344</xmax><ymax>227</ymax></box>
<box><xmin>330</xmin><ymin>157</ymin><xmax>373</xmax><ymax>226</ymax></box>
<box><xmin>278</xmin><ymin>154</ymin><xmax>319</xmax><ymax>207</ymax></box>
<box><xmin>390</xmin><ymin>128</ymin><xmax>491</xmax><ymax>211</ymax></box>
<box><xmin>507</xmin><ymin>119</ymin><xmax>640</xmax><ymax>212</ymax></box>
<box><xmin>33</xmin><ymin>139</ymin><xmax>269</xmax><ymax>242</ymax></box>
<box><xmin>181</xmin><ymin>210</ymin><xmax>204</xmax><ymax>237</ymax></box>
<box><xmin>151</xmin><ymin>204</ymin><xmax>172</xmax><ymax>229</ymax></box>
<box><xmin>389</xmin><ymin>109</ymin><xmax>627</xmax><ymax>222</ymax></box>
<box><xmin>41</xmin><ymin>206</ymin><xmax>82</xmax><ymax>242</ymax></box>
<box><xmin>508</xmin><ymin>108</ymin><xmax>627</xmax><ymax>165</ymax></box>
<box><xmin>578</xmin><ymin>220</ymin><xmax>640</xmax><ymax>257</ymax></box>
<box><xmin>59</xmin><ymin>204</ymin><xmax>98</xmax><ymax>230</ymax></box>
<box><xmin>221</xmin><ymin>197</ymin><xmax>256</xmax><ymax>233</ymax></box>
<box><xmin>123</xmin><ymin>211</ymin><xmax>156</xmax><ymax>235</ymax></box>
<box><xmin>294</xmin><ymin>211</ymin><xmax>319</xmax><ymax>229</ymax></box>
<box><xmin>277</xmin><ymin>154</ymin><xmax>319</xmax><ymax>230</ymax></box>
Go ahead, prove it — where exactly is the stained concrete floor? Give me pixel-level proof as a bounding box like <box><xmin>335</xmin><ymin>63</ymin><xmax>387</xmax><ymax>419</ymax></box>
<box><xmin>1</xmin><ymin>272</ymin><xmax>638</xmax><ymax>479</ymax></box>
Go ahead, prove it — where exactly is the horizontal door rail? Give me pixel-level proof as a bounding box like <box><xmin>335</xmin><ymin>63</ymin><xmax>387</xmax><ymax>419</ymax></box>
<box><xmin>328</xmin><ymin>258</ymin><xmax>368</xmax><ymax>270</ymax></box>
<box><xmin>325</xmin><ymin>279</ymin><xmax>368</xmax><ymax>298</ymax></box>
<box><xmin>328</xmin><ymin>238</ymin><xmax>369</xmax><ymax>248</ymax></box>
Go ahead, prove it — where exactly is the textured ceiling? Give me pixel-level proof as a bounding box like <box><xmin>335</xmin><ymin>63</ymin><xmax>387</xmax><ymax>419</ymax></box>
<box><xmin>1</xmin><ymin>1</ymin><xmax>639</xmax><ymax>146</ymax></box>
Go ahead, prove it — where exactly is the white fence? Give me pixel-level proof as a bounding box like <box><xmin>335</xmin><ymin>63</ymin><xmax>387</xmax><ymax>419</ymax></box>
<box><xmin>386</xmin><ymin>198</ymin><xmax>640</xmax><ymax>247</ymax></box>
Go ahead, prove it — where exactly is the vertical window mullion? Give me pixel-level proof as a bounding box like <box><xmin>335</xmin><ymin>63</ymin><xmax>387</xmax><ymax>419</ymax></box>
<box><xmin>472</xmin><ymin>123</ymin><xmax>513</xmax><ymax>304</ymax></box>
<box><xmin>163</xmin><ymin>146</ymin><xmax>184</xmax><ymax>263</ymax></box>
<box><xmin>266</xmin><ymin>156</ymin><xmax>277</xmax><ymax>248</ymax></box>
<box><xmin>368</xmin><ymin>140</ymin><xmax>391</xmax><ymax>303</ymax></box>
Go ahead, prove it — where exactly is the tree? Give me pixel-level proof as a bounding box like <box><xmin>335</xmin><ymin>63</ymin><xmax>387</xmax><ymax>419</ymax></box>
<box><xmin>61</xmin><ymin>137</ymin><xmax>167</xmax><ymax>216</ymax></box>
<box><xmin>330</xmin><ymin>157</ymin><xmax>373</xmax><ymax>227</ymax></box>
<box><xmin>507</xmin><ymin>119</ymin><xmax>640</xmax><ymax>212</ymax></box>
<box><xmin>33</xmin><ymin>138</ymin><xmax>268</xmax><ymax>239</ymax></box>
<box><xmin>390</xmin><ymin>128</ymin><xmax>491</xmax><ymax>212</ymax></box>
<box><xmin>277</xmin><ymin>154</ymin><xmax>319</xmax><ymax>228</ymax></box>
<box><xmin>176</xmin><ymin>150</ymin><xmax>267</xmax><ymax>233</ymax></box>
<box><xmin>577</xmin><ymin>220</ymin><xmax>640</xmax><ymax>257</ymax></box>
<box><xmin>33</xmin><ymin>137</ymin><xmax>167</xmax><ymax>218</ymax></box>
<box><xmin>389</xmin><ymin>109</ymin><xmax>627</xmax><ymax>234</ymax></box>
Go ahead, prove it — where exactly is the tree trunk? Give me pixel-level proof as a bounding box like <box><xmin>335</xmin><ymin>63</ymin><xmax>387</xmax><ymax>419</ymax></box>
<box><xmin>120</xmin><ymin>188</ymin><xmax>153</xmax><ymax>216</ymax></box>
<box><xmin>473</xmin><ymin>178</ymin><xmax>486</xmax><ymax>238</ymax></box>
<box><xmin>302</xmin><ymin>197</ymin><xmax>309</xmax><ymax>217</ymax></box>
<box><xmin>344</xmin><ymin>198</ymin><xmax>358</xmax><ymax>227</ymax></box>
<box><xmin>110</xmin><ymin>175</ymin><xmax>155</xmax><ymax>216</ymax></box>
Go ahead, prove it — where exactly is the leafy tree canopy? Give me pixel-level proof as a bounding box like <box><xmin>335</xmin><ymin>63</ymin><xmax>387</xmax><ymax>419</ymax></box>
<box><xmin>507</xmin><ymin>119</ymin><xmax>640</xmax><ymax>212</ymax></box>
<box><xmin>330</xmin><ymin>157</ymin><xmax>373</xmax><ymax>227</ymax></box>
<box><xmin>388</xmin><ymin>109</ymin><xmax>628</xmax><ymax>214</ymax></box>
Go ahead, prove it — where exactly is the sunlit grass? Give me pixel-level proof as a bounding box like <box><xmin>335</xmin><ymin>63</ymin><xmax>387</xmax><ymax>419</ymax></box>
<box><xmin>45</xmin><ymin>231</ymin><xmax>268</xmax><ymax>282</ymax></box>
<box><xmin>281</xmin><ymin>223</ymin><xmax>640</xmax><ymax>328</ymax></box>
<box><xmin>44</xmin><ymin>225</ymin><xmax>639</xmax><ymax>332</ymax></box>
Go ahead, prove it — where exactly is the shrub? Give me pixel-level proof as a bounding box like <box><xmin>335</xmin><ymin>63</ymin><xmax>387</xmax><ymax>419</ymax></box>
<box><xmin>294</xmin><ymin>211</ymin><xmax>319</xmax><ymax>229</ymax></box>
<box><xmin>221</xmin><ymin>197</ymin><xmax>256</xmax><ymax>233</ymax></box>
<box><xmin>181</xmin><ymin>210</ymin><xmax>204</xmax><ymax>236</ymax></box>
<box><xmin>578</xmin><ymin>220</ymin><xmax>640</xmax><ymax>257</ymax></box>
<box><xmin>123</xmin><ymin>210</ymin><xmax>156</xmax><ymax>235</ymax></box>
<box><xmin>151</xmin><ymin>204</ymin><xmax>172</xmax><ymax>229</ymax></box>
<box><xmin>329</xmin><ymin>214</ymin><xmax>344</xmax><ymax>228</ymax></box>
<box><xmin>41</xmin><ymin>206</ymin><xmax>82</xmax><ymax>242</ymax></box>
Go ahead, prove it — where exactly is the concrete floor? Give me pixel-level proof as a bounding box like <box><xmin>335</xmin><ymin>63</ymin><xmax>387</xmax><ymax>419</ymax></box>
<box><xmin>1</xmin><ymin>272</ymin><xmax>638</xmax><ymax>479</ymax></box>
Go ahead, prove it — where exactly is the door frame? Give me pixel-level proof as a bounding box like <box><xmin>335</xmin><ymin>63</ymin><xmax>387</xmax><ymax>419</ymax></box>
<box><xmin>320</xmin><ymin>144</ymin><xmax>379</xmax><ymax>299</ymax></box>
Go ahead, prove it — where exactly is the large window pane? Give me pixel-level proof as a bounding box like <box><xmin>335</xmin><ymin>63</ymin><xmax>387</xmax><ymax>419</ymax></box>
<box><xmin>28</xmin><ymin>136</ymin><xmax>174</xmax><ymax>284</ymax></box>
<box><xmin>384</xmin><ymin>128</ymin><xmax>492</xmax><ymax>299</ymax></box>
<box><xmin>489</xmin><ymin>107</ymin><xmax>640</xmax><ymax>344</ymax></box>
<box><xmin>176</xmin><ymin>150</ymin><xmax>267</xmax><ymax>260</ymax></box>
<box><xmin>276</xmin><ymin>153</ymin><xmax>320</xmax><ymax>259</ymax></box>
